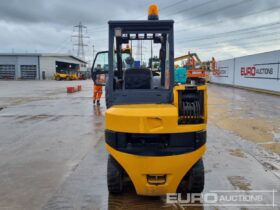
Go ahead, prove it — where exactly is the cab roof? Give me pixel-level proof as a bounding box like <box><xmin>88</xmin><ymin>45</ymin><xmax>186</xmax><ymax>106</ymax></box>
<box><xmin>108</xmin><ymin>20</ymin><xmax>174</xmax><ymax>32</ymax></box>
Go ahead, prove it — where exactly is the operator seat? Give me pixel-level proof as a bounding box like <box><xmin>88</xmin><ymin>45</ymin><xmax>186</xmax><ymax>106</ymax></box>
<box><xmin>124</xmin><ymin>68</ymin><xmax>152</xmax><ymax>89</ymax></box>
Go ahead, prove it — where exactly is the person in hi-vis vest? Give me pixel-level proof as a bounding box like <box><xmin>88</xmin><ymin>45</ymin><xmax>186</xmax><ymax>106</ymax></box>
<box><xmin>92</xmin><ymin>64</ymin><xmax>103</xmax><ymax>106</ymax></box>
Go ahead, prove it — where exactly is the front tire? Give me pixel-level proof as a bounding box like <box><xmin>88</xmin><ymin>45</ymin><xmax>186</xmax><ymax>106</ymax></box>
<box><xmin>107</xmin><ymin>155</ymin><xmax>123</xmax><ymax>194</ymax></box>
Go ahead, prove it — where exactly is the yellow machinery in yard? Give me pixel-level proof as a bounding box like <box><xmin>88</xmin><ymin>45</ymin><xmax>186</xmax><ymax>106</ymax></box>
<box><xmin>69</xmin><ymin>72</ymin><xmax>79</xmax><ymax>80</ymax></box>
<box><xmin>92</xmin><ymin>5</ymin><xmax>207</xmax><ymax>196</ymax></box>
<box><xmin>53</xmin><ymin>72</ymin><xmax>69</xmax><ymax>80</ymax></box>
<box><xmin>53</xmin><ymin>71</ymin><xmax>80</xmax><ymax>81</ymax></box>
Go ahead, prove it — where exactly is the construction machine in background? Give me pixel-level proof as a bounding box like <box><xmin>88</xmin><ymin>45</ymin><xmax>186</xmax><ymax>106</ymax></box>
<box><xmin>175</xmin><ymin>52</ymin><xmax>206</xmax><ymax>84</ymax></box>
<box><xmin>201</xmin><ymin>57</ymin><xmax>218</xmax><ymax>82</ymax></box>
<box><xmin>209</xmin><ymin>57</ymin><xmax>218</xmax><ymax>78</ymax></box>
<box><xmin>149</xmin><ymin>56</ymin><xmax>161</xmax><ymax>76</ymax></box>
<box><xmin>53</xmin><ymin>71</ymin><xmax>69</xmax><ymax>81</ymax></box>
<box><xmin>175</xmin><ymin>52</ymin><xmax>218</xmax><ymax>83</ymax></box>
<box><xmin>68</xmin><ymin>72</ymin><xmax>79</xmax><ymax>80</ymax></box>
<box><xmin>53</xmin><ymin>70</ymin><xmax>86</xmax><ymax>81</ymax></box>
<box><xmin>92</xmin><ymin>4</ymin><xmax>207</xmax><ymax>196</ymax></box>
<box><xmin>175</xmin><ymin>52</ymin><xmax>203</xmax><ymax>65</ymax></box>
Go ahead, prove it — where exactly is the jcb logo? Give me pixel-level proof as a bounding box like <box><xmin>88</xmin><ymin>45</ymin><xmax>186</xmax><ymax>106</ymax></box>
<box><xmin>241</xmin><ymin>67</ymin><xmax>256</xmax><ymax>76</ymax></box>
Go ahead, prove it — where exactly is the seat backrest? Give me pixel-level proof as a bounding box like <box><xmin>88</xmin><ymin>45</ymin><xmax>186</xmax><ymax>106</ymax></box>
<box><xmin>124</xmin><ymin>68</ymin><xmax>152</xmax><ymax>89</ymax></box>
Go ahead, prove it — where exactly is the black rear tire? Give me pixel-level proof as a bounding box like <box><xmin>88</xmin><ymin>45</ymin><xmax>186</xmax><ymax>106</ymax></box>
<box><xmin>178</xmin><ymin>159</ymin><xmax>205</xmax><ymax>194</ymax></box>
<box><xmin>107</xmin><ymin>155</ymin><xmax>123</xmax><ymax>194</ymax></box>
<box><xmin>186</xmin><ymin>159</ymin><xmax>204</xmax><ymax>193</ymax></box>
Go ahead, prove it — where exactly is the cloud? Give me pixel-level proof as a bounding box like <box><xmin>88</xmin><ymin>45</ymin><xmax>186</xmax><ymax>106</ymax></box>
<box><xmin>0</xmin><ymin>0</ymin><xmax>279</xmax><ymax>62</ymax></box>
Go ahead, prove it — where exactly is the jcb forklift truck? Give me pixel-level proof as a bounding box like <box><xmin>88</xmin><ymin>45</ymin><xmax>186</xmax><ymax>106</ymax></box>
<box><xmin>92</xmin><ymin>5</ymin><xmax>207</xmax><ymax>196</ymax></box>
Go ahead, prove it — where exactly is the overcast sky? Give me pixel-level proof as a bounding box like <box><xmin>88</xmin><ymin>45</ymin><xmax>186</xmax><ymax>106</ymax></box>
<box><xmin>0</xmin><ymin>0</ymin><xmax>280</xmax><ymax>63</ymax></box>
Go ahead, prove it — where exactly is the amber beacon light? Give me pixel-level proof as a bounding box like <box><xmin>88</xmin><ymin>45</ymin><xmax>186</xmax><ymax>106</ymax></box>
<box><xmin>148</xmin><ymin>4</ymin><xmax>159</xmax><ymax>20</ymax></box>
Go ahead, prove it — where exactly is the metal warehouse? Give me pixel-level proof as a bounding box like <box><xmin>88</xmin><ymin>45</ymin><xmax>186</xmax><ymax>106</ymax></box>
<box><xmin>0</xmin><ymin>53</ymin><xmax>87</xmax><ymax>80</ymax></box>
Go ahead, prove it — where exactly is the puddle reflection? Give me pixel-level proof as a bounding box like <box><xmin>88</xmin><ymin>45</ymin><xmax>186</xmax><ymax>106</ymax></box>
<box><xmin>107</xmin><ymin>186</ymin><xmax>204</xmax><ymax>210</ymax></box>
<box><xmin>93</xmin><ymin>105</ymin><xmax>102</xmax><ymax>116</ymax></box>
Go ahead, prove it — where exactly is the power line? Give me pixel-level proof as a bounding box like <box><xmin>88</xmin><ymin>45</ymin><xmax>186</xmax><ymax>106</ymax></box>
<box><xmin>176</xmin><ymin>3</ymin><xmax>280</xmax><ymax>32</ymax></box>
<box><xmin>54</xmin><ymin>36</ymin><xmax>72</xmax><ymax>53</ymax></box>
<box><xmin>86</xmin><ymin>0</ymin><xmax>280</xmax><ymax>34</ymax></box>
<box><xmin>155</xmin><ymin>0</ymin><xmax>190</xmax><ymax>18</ymax></box>
<box><xmin>189</xmin><ymin>40</ymin><xmax>280</xmax><ymax>58</ymax></box>
<box><xmin>88</xmin><ymin>0</ymin><xmax>191</xmax><ymax>32</ymax></box>
<box><xmin>178</xmin><ymin>30</ymin><xmax>280</xmax><ymax>48</ymax></box>
<box><xmin>87</xmin><ymin>0</ymin><xmax>190</xmax><ymax>32</ymax></box>
<box><xmin>184</xmin><ymin>39</ymin><xmax>280</xmax><ymax>60</ymax></box>
<box><xmin>176</xmin><ymin>0</ymin><xmax>251</xmax><ymax>24</ymax></box>
<box><xmin>91</xmin><ymin>20</ymin><xmax>280</xmax><ymax>44</ymax></box>
<box><xmin>84</xmin><ymin>1</ymin><xmax>280</xmax><ymax>58</ymax></box>
<box><xmin>162</xmin><ymin>0</ymin><xmax>218</xmax><ymax>19</ymax></box>
<box><xmin>191</xmin><ymin>36</ymin><xmax>280</xmax><ymax>50</ymax></box>
<box><xmin>136</xmin><ymin>0</ymin><xmax>191</xmax><ymax>20</ymax></box>
<box><xmin>161</xmin><ymin>0</ymin><xmax>189</xmax><ymax>11</ymax></box>
<box><xmin>176</xmin><ymin>21</ymin><xmax>280</xmax><ymax>43</ymax></box>
<box><xmin>88</xmin><ymin>0</ymin><xmax>272</xmax><ymax>38</ymax></box>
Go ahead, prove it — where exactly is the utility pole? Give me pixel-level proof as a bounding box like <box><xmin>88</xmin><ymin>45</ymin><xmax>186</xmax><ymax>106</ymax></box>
<box><xmin>150</xmin><ymin>40</ymin><xmax>153</xmax><ymax>60</ymax></box>
<box><xmin>92</xmin><ymin>44</ymin><xmax>95</xmax><ymax>59</ymax></box>
<box><xmin>89</xmin><ymin>44</ymin><xmax>95</xmax><ymax>69</ymax></box>
<box><xmin>72</xmin><ymin>22</ymin><xmax>89</xmax><ymax>60</ymax></box>
<box><xmin>136</xmin><ymin>40</ymin><xmax>140</xmax><ymax>62</ymax></box>
<box><xmin>140</xmin><ymin>40</ymin><xmax>143</xmax><ymax>65</ymax></box>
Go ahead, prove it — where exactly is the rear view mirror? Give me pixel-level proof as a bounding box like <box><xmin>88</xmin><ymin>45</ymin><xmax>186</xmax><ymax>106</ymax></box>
<box><xmin>94</xmin><ymin>72</ymin><xmax>108</xmax><ymax>86</ymax></box>
<box><xmin>91</xmin><ymin>51</ymin><xmax>109</xmax><ymax>86</ymax></box>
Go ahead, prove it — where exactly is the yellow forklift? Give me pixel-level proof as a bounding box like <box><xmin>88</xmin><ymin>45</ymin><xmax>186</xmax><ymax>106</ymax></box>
<box><xmin>92</xmin><ymin>5</ymin><xmax>207</xmax><ymax>196</ymax></box>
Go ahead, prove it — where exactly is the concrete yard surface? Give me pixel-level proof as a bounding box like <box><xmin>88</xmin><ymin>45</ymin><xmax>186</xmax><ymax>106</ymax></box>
<box><xmin>0</xmin><ymin>80</ymin><xmax>279</xmax><ymax>210</ymax></box>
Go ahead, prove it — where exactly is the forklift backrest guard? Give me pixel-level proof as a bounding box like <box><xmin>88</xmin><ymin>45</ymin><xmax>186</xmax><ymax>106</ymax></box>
<box><xmin>92</xmin><ymin>20</ymin><xmax>174</xmax><ymax>108</ymax></box>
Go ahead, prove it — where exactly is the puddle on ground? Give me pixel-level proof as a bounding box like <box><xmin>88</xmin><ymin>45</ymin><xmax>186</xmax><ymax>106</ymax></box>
<box><xmin>216</xmin><ymin>118</ymin><xmax>276</xmax><ymax>143</ymax></box>
<box><xmin>108</xmin><ymin>193</ymin><xmax>204</xmax><ymax>210</ymax></box>
<box><xmin>262</xmin><ymin>162</ymin><xmax>278</xmax><ymax>171</ymax></box>
<box><xmin>261</xmin><ymin>143</ymin><xmax>280</xmax><ymax>154</ymax></box>
<box><xmin>13</xmin><ymin>114</ymin><xmax>52</xmax><ymax>124</ymax></box>
<box><xmin>93</xmin><ymin>106</ymin><xmax>103</xmax><ymax>116</ymax></box>
<box><xmin>208</xmin><ymin>92</ymin><xmax>230</xmax><ymax>105</ymax></box>
<box><xmin>45</xmin><ymin>90</ymin><xmax>65</xmax><ymax>96</ymax></box>
<box><xmin>48</xmin><ymin>116</ymin><xmax>63</xmax><ymax>122</ymax></box>
<box><xmin>16</xmin><ymin>114</ymin><xmax>50</xmax><ymax>123</ymax></box>
<box><xmin>228</xmin><ymin>148</ymin><xmax>246</xmax><ymax>158</ymax></box>
<box><xmin>208</xmin><ymin>90</ymin><xmax>280</xmax><ymax>154</ymax></box>
<box><xmin>1</xmin><ymin>97</ymin><xmax>46</xmax><ymax>107</ymax></box>
<box><xmin>227</xmin><ymin>176</ymin><xmax>251</xmax><ymax>190</ymax></box>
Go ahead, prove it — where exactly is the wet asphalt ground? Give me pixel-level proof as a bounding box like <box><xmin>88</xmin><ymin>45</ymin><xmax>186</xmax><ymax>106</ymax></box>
<box><xmin>0</xmin><ymin>80</ymin><xmax>279</xmax><ymax>210</ymax></box>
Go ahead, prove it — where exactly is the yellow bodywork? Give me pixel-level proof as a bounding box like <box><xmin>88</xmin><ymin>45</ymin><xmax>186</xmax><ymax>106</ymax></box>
<box><xmin>107</xmin><ymin>144</ymin><xmax>206</xmax><ymax>195</ymax></box>
<box><xmin>106</xmin><ymin>144</ymin><xmax>206</xmax><ymax>196</ymax></box>
<box><xmin>105</xmin><ymin>85</ymin><xmax>207</xmax><ymax>195</ymax></box>
<box><xmin>69</xmin><ymin>73</ymin><xmax>79</xmax><ymax>80</ymax></box>
<box><xmin>53</xmin><ymin>72</ymin><xmax>68</xmax><ymax>80</ymax></box>
<box><xmin>106</xmin><ymin>85</ymin><xmax>207</xmax><ymax>134</ymax></box>
<box><xmin>53</xmin><ymin>72</ymin><xmax>80</xmax><ymax>80</ymax></box>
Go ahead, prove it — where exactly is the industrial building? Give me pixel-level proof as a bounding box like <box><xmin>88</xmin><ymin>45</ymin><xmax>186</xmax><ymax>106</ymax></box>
<box><xmin>0</xmin><ymin>53</ymin><xmax>87</xmax><ymax>80</ymax></box>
